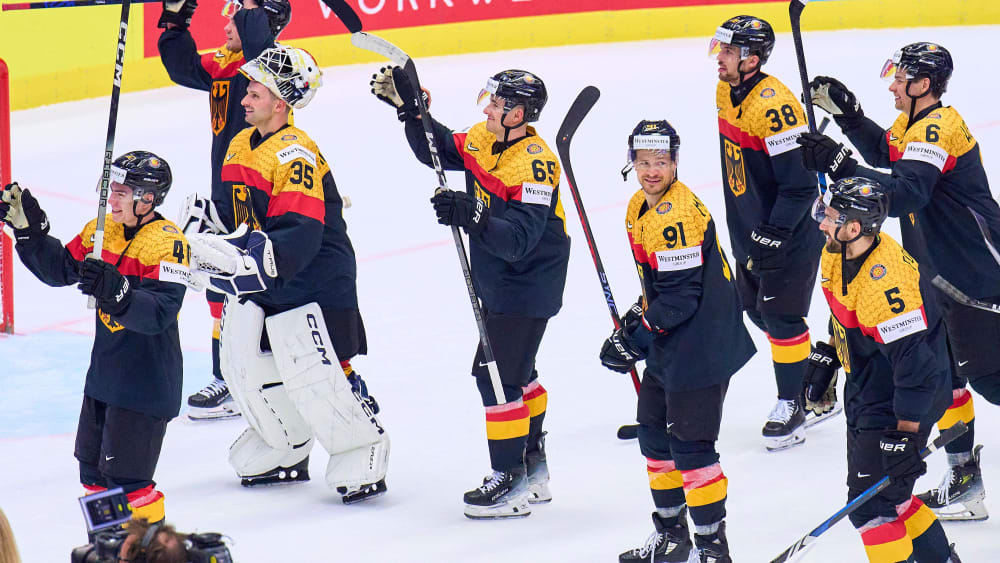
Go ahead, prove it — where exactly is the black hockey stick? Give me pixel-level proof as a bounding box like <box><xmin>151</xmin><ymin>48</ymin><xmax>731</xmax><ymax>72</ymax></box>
<box><xmin>968</xmin><ymin>205</ymin><xmax>1000</xmax><ymax>268</ymax></box>
<box><xmin>318</xmin><ymin>0</ymin><xmax>361</xmax><ymax>33</ymax></box>
<box><xmin>789</xmin><ymin>0</ymin><xmax>829</xmax><ymax>192</ymax></box>
<box><xmin>929</xmin><ymin>206</ymin><xmax>1000</xmax><ymax>314</ymax></box>
<box><xmin>88</xmin><ymin>0</ymin><xmax>131</xmax><ymax>309</ymax></box>
<box><xmin>338</xmin><ymin>21</ymin><xmax>506</xmax><ymax>405</ymax></box>
<box><xmin>770</xmin><ymin>421</ymin><xmax>968</xmax><ymax>562</ymax></box>
<box><xmin>555</xmin><ymin>86</ymin><xmax>641</xmax><ymax>441</ymax></box>
<box><xmin>1</xmin><ymin>0</ymin><xmax>151</xmax><ymax>10</ymax></box>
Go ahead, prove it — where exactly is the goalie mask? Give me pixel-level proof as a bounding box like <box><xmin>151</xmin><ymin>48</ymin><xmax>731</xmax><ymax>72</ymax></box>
<box><xmin>240</xmin><ymin>45</ymin><xmax>322</xmax><ymax>109</ymax></box>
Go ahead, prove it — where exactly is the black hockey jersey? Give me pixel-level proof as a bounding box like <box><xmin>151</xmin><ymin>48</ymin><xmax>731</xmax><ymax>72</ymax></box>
<box><xmin>840</xmin><ymin>103</ymin><xmax>1000</xmax><ymax>300</ymax></box>
<box><xmin>405</xmin><ymin>119</ymin><xmax>570</xmax><ymax>319</ymax></box>
<box><xmin>158</xmin><ymin>9</ymin><xmax>275</xmax><ymax>227</ymax></box>
<box><xmin>222</xmin><ymin>124</ymin><xmax>358</xmax><ymax>311</ymax></box>
<box><xmin>626</xmin><ymin>181</ymin><xmax>755</xmax><ymax>391</ymax></box>
<box><xmin>821</xmin><ymin>234</ymin><xmax>951</xmax><ymax>429</ymax></box>
<box><xmin>716</xmin><ymin>72</ymin><xmax>823</xmax><ymax>263</ymax></box>
<box><xmin>17</xmin><ymin>214</ymin><xmax>189</xmax><ymax>419</ymax></box>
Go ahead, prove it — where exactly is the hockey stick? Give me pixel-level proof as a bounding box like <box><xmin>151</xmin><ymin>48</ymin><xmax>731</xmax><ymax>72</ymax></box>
<box><xmin>967</xmin><ymin>205</ymin><xmax>1000</xmax><ymax>268</ymax></box>
<box><xmin>770</xmin><ymin>420</ymin><xmax>968</xmax><ymax>563</ymax></box>
<box><xmin>342</xmin><ymin>28</ymin><xmax>506</xmax><ymax>405</ymax></box>
<box><xmin>789</xmin><ymin>0</ymin><xmax>829</xmax><ymax>192</ymax></box>
<box><xmin>554</xmin><ymin>86</ymin><xmax>642</xmax><ymax>441</ymax></box>
<box><xmin>2</xmin><ymin>0</ymin><xmax>151</xmax><ymax>10</ymax></box>
<box><xmin>87</xmin><ymin>0</ymin><xmax>131</xmax><ymax>309</ymax></box>
<box><xmin>318</xmin><ymin>0</ymin><xmax>361</xmax><ymax>33</ymax></box>
<box><xmin>932</xmin><ymin>276</ymin><xmax>1000</xmax><ymax>314</ymax></box>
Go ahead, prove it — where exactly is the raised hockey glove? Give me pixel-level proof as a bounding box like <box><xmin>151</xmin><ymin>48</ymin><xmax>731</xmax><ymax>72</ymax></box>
<box><xmin>430</xmin><ymin>190</ymin><xmax>489</xmax><ymax>236</ymax></box>
<box><xmin>747</xmin><ymin>223</ymin><xmax>791</xmax><ymax>274</ymax></box>
<box><xmin>188</xmin><ymin>224</ymin><xmax>277</xmax><ymax>297</ymax></box>
<box><xmin>0</xmin><ymin>183</ymin><xmax>50</xmax><ymax>245</ymax></box>
<box><xmin>178</xmin><ymin>193</ymin><xmax>227</xmax><ymax>236</ymax></box>
<box><xmin>803</xmin><ymin>341</ymin><xmax>841</xmax><ymax>412</ymax></box>
<box><xmin>797</xmin><ymin>133</ymin><xmax>857</xmax><ymax>180</ymax></box>
<box><xmin>806</xmin><ymin>76</ymin><xmax>864</xmax><ymax>125</ymax></box>
<box><xmin>370</xmin><ymin>66</ymin><xmax>428</xmax><ymax>122</ymax></box>
<box><xmin>77</xmin><ymin>258</ymin><xmax>133</xmax><ymax>315</ymax></box>
<box><xmin>158</xmin><ymin>0</ymin><xmax>197</xmax><ymax>30</ymax></box>
<box><xmin>600</xmin><ymin>326</ymin><xmax>646</xmax><ymax>374</ymax></box>
<box><xmin>880</xmin><ymin>430</ymin><xmax>927</xmax><ymax>493</ymax></box>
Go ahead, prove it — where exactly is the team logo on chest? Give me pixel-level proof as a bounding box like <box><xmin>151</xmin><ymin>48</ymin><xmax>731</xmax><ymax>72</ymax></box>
<box><xmin>99</xmin><ymin>309</ymin><xmax>125</xmax><ymax>333</ymax></box>
<box><xmin>232</xmin><ymin>184</ymin><xmax>261</xmax><ymax>230</ymax></box>
<box><xmin>723</xmin><ymin>138</ymin><xmax>747</xmax><ymax>197</ymax></box>
<box><xmin>211</xmin><ymin>81</ymin><xmax>230</xmax><ymax>135</ymax></box>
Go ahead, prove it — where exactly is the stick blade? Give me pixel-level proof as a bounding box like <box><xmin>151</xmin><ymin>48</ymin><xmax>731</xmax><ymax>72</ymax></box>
<box><xmin>321</xmin><ymin>0</ymin><xmax>363</xmax><ymax>33</ymax></box>
<box><xmin>556</xmin><ymin>86</ymin><xmax>600</xmax><ymax>151</ymax></box>
<box><xmin>350</xmin><ymin>32</ymin><xmax>410</xmax><ymax>67</ymax></box>
<box><xmin>616</xmin><ymin>424</ymin><xmax>638</xmax><ymax>440</ymax></box>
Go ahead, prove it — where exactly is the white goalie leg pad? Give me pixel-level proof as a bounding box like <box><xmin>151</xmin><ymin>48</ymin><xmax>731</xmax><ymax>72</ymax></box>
<box><xmin>220</xmin><ymin>299</ymin><xmax>314</xmax><ymax>476</ymax></box>
<box><xmin>264</xmin><ymin>303</ymin><xmax>390</xmax><ymax>488</ymax></box>
<box><xmin>229</xmin><ymin>426</ymin><xmax>312</xmax><ymax>478</ymax></box>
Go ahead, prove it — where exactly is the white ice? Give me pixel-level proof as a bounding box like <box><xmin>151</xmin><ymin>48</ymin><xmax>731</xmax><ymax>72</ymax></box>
<box><xmin>2</xmin><ymin>25</ymin><xmax>1000</xmax><ymax>562</ymax></box>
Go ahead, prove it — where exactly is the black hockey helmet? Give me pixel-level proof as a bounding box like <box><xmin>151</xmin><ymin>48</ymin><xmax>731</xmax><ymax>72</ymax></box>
<box><xmin>622</xmin><ymin>120</ymin><xmax>681</xmax><ymax>181</ymax></box>
<box><xmin>710</xmin><ymin>15</ymin><xmax>775</xmax><ymax>64</ymax></box>
<box><xmin>261</xmin><ymin>0</ymin><xmax>291</xmax><ymax>38</ymax></box>
<box><xmin>812</xmin><ymin>176</ymin><xmax>888</xmax><ymax>236</ymax></box>
<box><xmin>881</xmin><ymin>42</ymin><xmax>953</xmax><ymax>98</ymax></box>
<box><xmin>479</xmin><ymin>69</ymin><xmax>548</xmax><ymax>123</ymax></box>
<box><xmin>110</xmin><ymin>151</ymin><xmax>172</xmax><ymax>207</ymax></box>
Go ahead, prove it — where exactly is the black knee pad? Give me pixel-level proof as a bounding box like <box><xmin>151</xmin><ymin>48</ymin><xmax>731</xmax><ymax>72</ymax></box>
<box><xmin>760</xmin><ymin>312</ymin><xmax>808</xmax><ymax>340</ymax></box>
<box><xmin>669</xmin><ymin>436</ymin><xmax>719</xmax><ymax>471</ymax></box>
<box><xmin>969</xmin><ymin>372</ymin><xmax>1000</xmax><ymax>405</ymax></box>
<box><xmin>474</xmin><ymin>376</ymin><xmax>522</xmax><ymax>407</ymax></box>
<box><xmin>637</xmin><ymin>424</ymin><xmax>672</xmax><ymax>461</ymax></box>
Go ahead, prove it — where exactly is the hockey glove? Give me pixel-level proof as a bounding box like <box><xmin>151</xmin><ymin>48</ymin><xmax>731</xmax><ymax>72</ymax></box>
<box><xmin>430</xmin><ymin>190</ymin><xmax>489</xmax><ymax>236</ymax></box>
<box><xmin>600</xmin><ymin>326</ymin><xmax>646</xmax><ymax>374</ymax></box>
<box><xmin>797</xmin><ymin>133</ymin><xmax>857</xmax><ymax>180</ymax></box>
<box><xmin>188</xmin><ymin>224</ymin><xmax>277</xmax><ymax>297</ymax></box>
<box><xmin>806</xmin><ymin>76</ymin><xmax>864</xmax><ymax>125</ymax></box>
<box><xmin>78</xmin><ymin>258</ymin><xmax>133</xmax><ymax>315</ymax></box>
<box><xmin>158</xmin><ymin>0</ymin><xmax>197</xmax><ymax>30</ymax></box>
<box><xmin>0</xmin><ymin>183</ymin><xmax>50</xmax><ymax>245</ymax></box>
<box><xmin>747</xmin><ymin>223</ymin><xmax>791</xmax><ymax>275</ymax></box>
<box><xmin>620</xmin><ymin>297</ymin><xmax>644</xmax><ymax>328</ymax></box>
<box><xmin>880</xmin><ymin>430</ymin><xmax>927</xmax><ymax>495</ymax></box>
<box><xmin>370</xmin><ymin>66</ymin><xmax>428</xmax><ymax>122</ymax></box>
<box><xmin>803</xmin><ymin>341</ymin><xmax>841</xmax><ymax>413</ymax></box>
<box><xmin>178</xmin><ymin>193</ymin><xmax>227</xmax><ymax>236</ymax></box>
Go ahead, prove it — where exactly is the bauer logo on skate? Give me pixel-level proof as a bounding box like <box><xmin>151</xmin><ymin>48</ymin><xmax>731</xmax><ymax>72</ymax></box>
<box><xmin>521</xmin><ymin>182</ymin><xmax>554</xmax><ymax>206</ymax></box>
<box><xmin>876</xmin><ymin>308</ymin><xmax>927</xmax><ymax>344</ymax></box>
<box><xmin>654</xmin><ymin>247</ymin><xmax>703</xmax><ymax>271</ymax></box>
<box><xmin>902</xmin><ymin>142</ymin><xmax>948</xmax><ymax>171</ymax></box>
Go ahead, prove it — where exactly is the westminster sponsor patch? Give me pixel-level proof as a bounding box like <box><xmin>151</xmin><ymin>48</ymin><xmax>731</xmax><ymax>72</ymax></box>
<box><xmin>877</xmin><ymin>308</ymin><xmax>927</xmax><ymax>343</ymax></box>
<box><xmin>276</xmin><ymin>144</ymin><xmax>317</xmax><ymax>167</ymax></box>
<box><xmin>902</xmin><ymin>142</ymin><xmax>948</xmax><ymax>171</ymax></box>
<box><xmin>765</xmin><ymin>125</ymin><xmax>808</xmax><ymax>156</ymax></box>
<box><xmin>654</xmin><ymin>246</ymin><xmax>703</xmax><ymax>272</ymax></box>
<box><xmin>159</xmin><ymin>261</ymin><xmax>194</xmax><ymax>286</ymax></box>
<box><xmin>521</xmin><ymin>182</ymin><xmax>554</xmax><ymax>206</ymax></box>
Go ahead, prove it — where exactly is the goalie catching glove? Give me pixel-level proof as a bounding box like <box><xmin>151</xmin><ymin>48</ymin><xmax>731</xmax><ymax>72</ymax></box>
<box><xmin>178</xmin><ymin>193</ymin><xmax>227</xmax><ymax>236</ymax></box>
<box><xmin>188</xmin><ymin>224</ymin><xmax>277</xmax><ymax>297</ymax></box>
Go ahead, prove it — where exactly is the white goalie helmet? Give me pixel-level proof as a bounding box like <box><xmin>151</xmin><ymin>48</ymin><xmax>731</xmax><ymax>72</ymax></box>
<box><xmin>240</xmin><ymin>45</ymin><xmax>323</xmax><ymax>109</ymax></box>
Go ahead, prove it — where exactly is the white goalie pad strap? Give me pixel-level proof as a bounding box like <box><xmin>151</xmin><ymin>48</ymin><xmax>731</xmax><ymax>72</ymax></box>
<box><xmin>265</xmin><ymin>303</ymin><xmax>387</xmax><ymax>457</ymax></box>
<box><xmin>229</xmin><ymin>427</ymin><xmax>313</xmax><ymax>478</ymax></box>
<box><xmin>326</xmin><ymin>436</ymin><xmax>390</xmax><ymax>490</ymax></box>
<box><xmin>177</xmin><ymin>193</ymin><xmax>228</xmax><ymax>236</ymax></box>
<box><xmin>220</xmin><ymin>299</ymin><xmax>313</xmax><ymax>453</ymax></box>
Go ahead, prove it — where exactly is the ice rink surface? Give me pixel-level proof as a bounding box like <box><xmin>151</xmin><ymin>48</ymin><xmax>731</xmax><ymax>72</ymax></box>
<box><xmin>2</xmin><ymin>24</ymin><xmax>999</xmax><ymax>562</ymax></box>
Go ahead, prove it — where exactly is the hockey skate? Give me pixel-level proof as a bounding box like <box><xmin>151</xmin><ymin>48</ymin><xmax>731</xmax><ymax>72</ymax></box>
<box><xmin>525</xmin><ymin>432</ymin><xmax>551</xmax><ymax>504</ymax></box>
<box><xmin>338</xmin><ymin>479</ymin><xmax>388</xmax><ymax>505</ymax></box>
<box><xmin>762</xmin><ymin>398</ymin><xmax>806</xmax><ymax>452</ymax></box>
<box><xmin>916</xmin><ymin>445</ymin><xmax>988</xmax><ymax>521</ymax></box>
<box><xmin>240</xmin><ymin>456</ymin><xmax>310</xmax><ymax>487</ymax></box>
<box><xmin>463</xmin><ymin>466</ymin><xmax>531</xmax><ymax>519</ymax></box>
<box><xmin>694</xmin><ymin>522</ymin><xmax>732</xmax><ymax>563</ymax></box>
<box><xmin>187</xmin><ymin>379</ymin><xmax>241</xmax><ymax>421</ymax></box>
<box><xmin>619</xmin><ymin>509</ymin><xmax>693</xmax><ymax>563</ymax></box>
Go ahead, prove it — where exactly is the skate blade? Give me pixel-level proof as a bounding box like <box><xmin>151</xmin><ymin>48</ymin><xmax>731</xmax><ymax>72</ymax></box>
<box><xmin>186</xmin><ymin>404</ymin><xmax>241</xmax><ymax>421</ymax></box>
<box><xmin>804</xmin><ymin>403</ymin><xmax>843</xmax><ymax>428</ymax></box>
<box><xmin>933</xmin><ymin>499</ymin><xmax>989</xmax><ymax>522</ymax></box>
<box><xmin>764</xmin><ymin>428</ymin><xmax>807</xmax><ymax>452</ymax></box>
<box><xmin>340</xmin><ymin>480</ymin><xmax>388</xmax><ymax>505</ymax></box>
<box><xmin>464</xmin><ymin>494</ymin><xmax>532</xmax><ymax>519</ymax></box>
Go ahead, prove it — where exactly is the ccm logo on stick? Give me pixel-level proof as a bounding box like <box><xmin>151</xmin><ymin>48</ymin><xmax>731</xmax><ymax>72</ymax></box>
<box><xmin>306</xmin><ymin>313</ymin><xmax>334</xmax><ymax>365</ymax></box>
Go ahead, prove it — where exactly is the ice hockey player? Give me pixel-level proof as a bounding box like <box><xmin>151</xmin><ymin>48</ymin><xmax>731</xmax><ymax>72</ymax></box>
<box><xmin>812</xmin><ymin>176</ymin><xmax>961</xmax><ymax>562</ymax></box>
<box><xmin>0</xmin><ymin>152</ymin><xmax>189</xmax><ymax>524</ymax></box>
<box><xmin>188</xmin><ymin>45</ymin><xmax>389</xmax><ymax>503</ymax></box>
<box><xmin>799</xmin><ymin>42</ymin><xmax>997</xmax><ymax>521</ymax></box>
<box><xmin>710</xmin><ymin>15</ymin><xmax>829</xmax><ymax>451</ymax></box>
<box><xmin>370</xmin><ymin>66</ymin><xmax>569</xmax><ymax>518</ymax></box>
<box><xmin>158</xmin><ymin>0</ymin><xmax>290</xmax><ymax>420</ymax></box>
<box><xmin>602</xmin><ymin>120</ymin><xmax>754</xmax><ymax>563</ymax></box>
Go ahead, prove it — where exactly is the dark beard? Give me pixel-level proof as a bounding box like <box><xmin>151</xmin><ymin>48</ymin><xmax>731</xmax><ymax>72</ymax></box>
<box><xmin>825</xmin><ymin>237</ymin><xmax>843</xmax><ymax>253</ymax></box>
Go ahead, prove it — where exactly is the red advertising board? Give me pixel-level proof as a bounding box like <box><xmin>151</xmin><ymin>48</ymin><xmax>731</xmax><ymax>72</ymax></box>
<box><xmin>143</xmin><ymin>0</ymin><xmax>785</xmax><ymax>58</ymax></box>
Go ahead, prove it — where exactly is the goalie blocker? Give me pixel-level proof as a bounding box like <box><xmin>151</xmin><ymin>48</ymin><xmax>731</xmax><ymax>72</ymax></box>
<box><xmin>221</xmin><ymin>299</ymin><xmax>389</xmax><ymax>503</ymax></box>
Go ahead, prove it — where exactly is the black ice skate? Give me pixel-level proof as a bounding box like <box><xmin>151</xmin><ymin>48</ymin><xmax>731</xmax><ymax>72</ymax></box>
<box><xmin>762</xmin><ymin>398</ymin><xmax>806</xmax><ymax>452</ymax></box>
<box><xmin>916</xmin><ymin>445</ymin><xmax>988</xmax><ymax>521</ymax></box>
<box><xmin>463</xmin><ymin>466</ymin><xmax>531</xmax><ymax>519</ymax></box>
<box><xmin>187</xmin><ymin>379</ymin><xmax>240</xmax><ymax>421</ymax></box>
<box><xmin>694</xmin><ymin>521</ymin><xmax>732</xmax><ymax>563</ymax></box>
<box><xmin>619</xmin><ymin>509</ymin><xmax>693</xmax><ymax>563</ymax></box>
<box><xmin>338</xmin><ymin>479</ymin><xmax>388</xmax><ymax>505</ymax></box>
<box><xmin>240</xmin><ymin>456</ymin><xmax>310</xmax><ymax>487</ymax></box>
<box><xmin>526</xmin><ymin>431</ymin><xmax>551</xmax><ymax>504</ymax></box>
